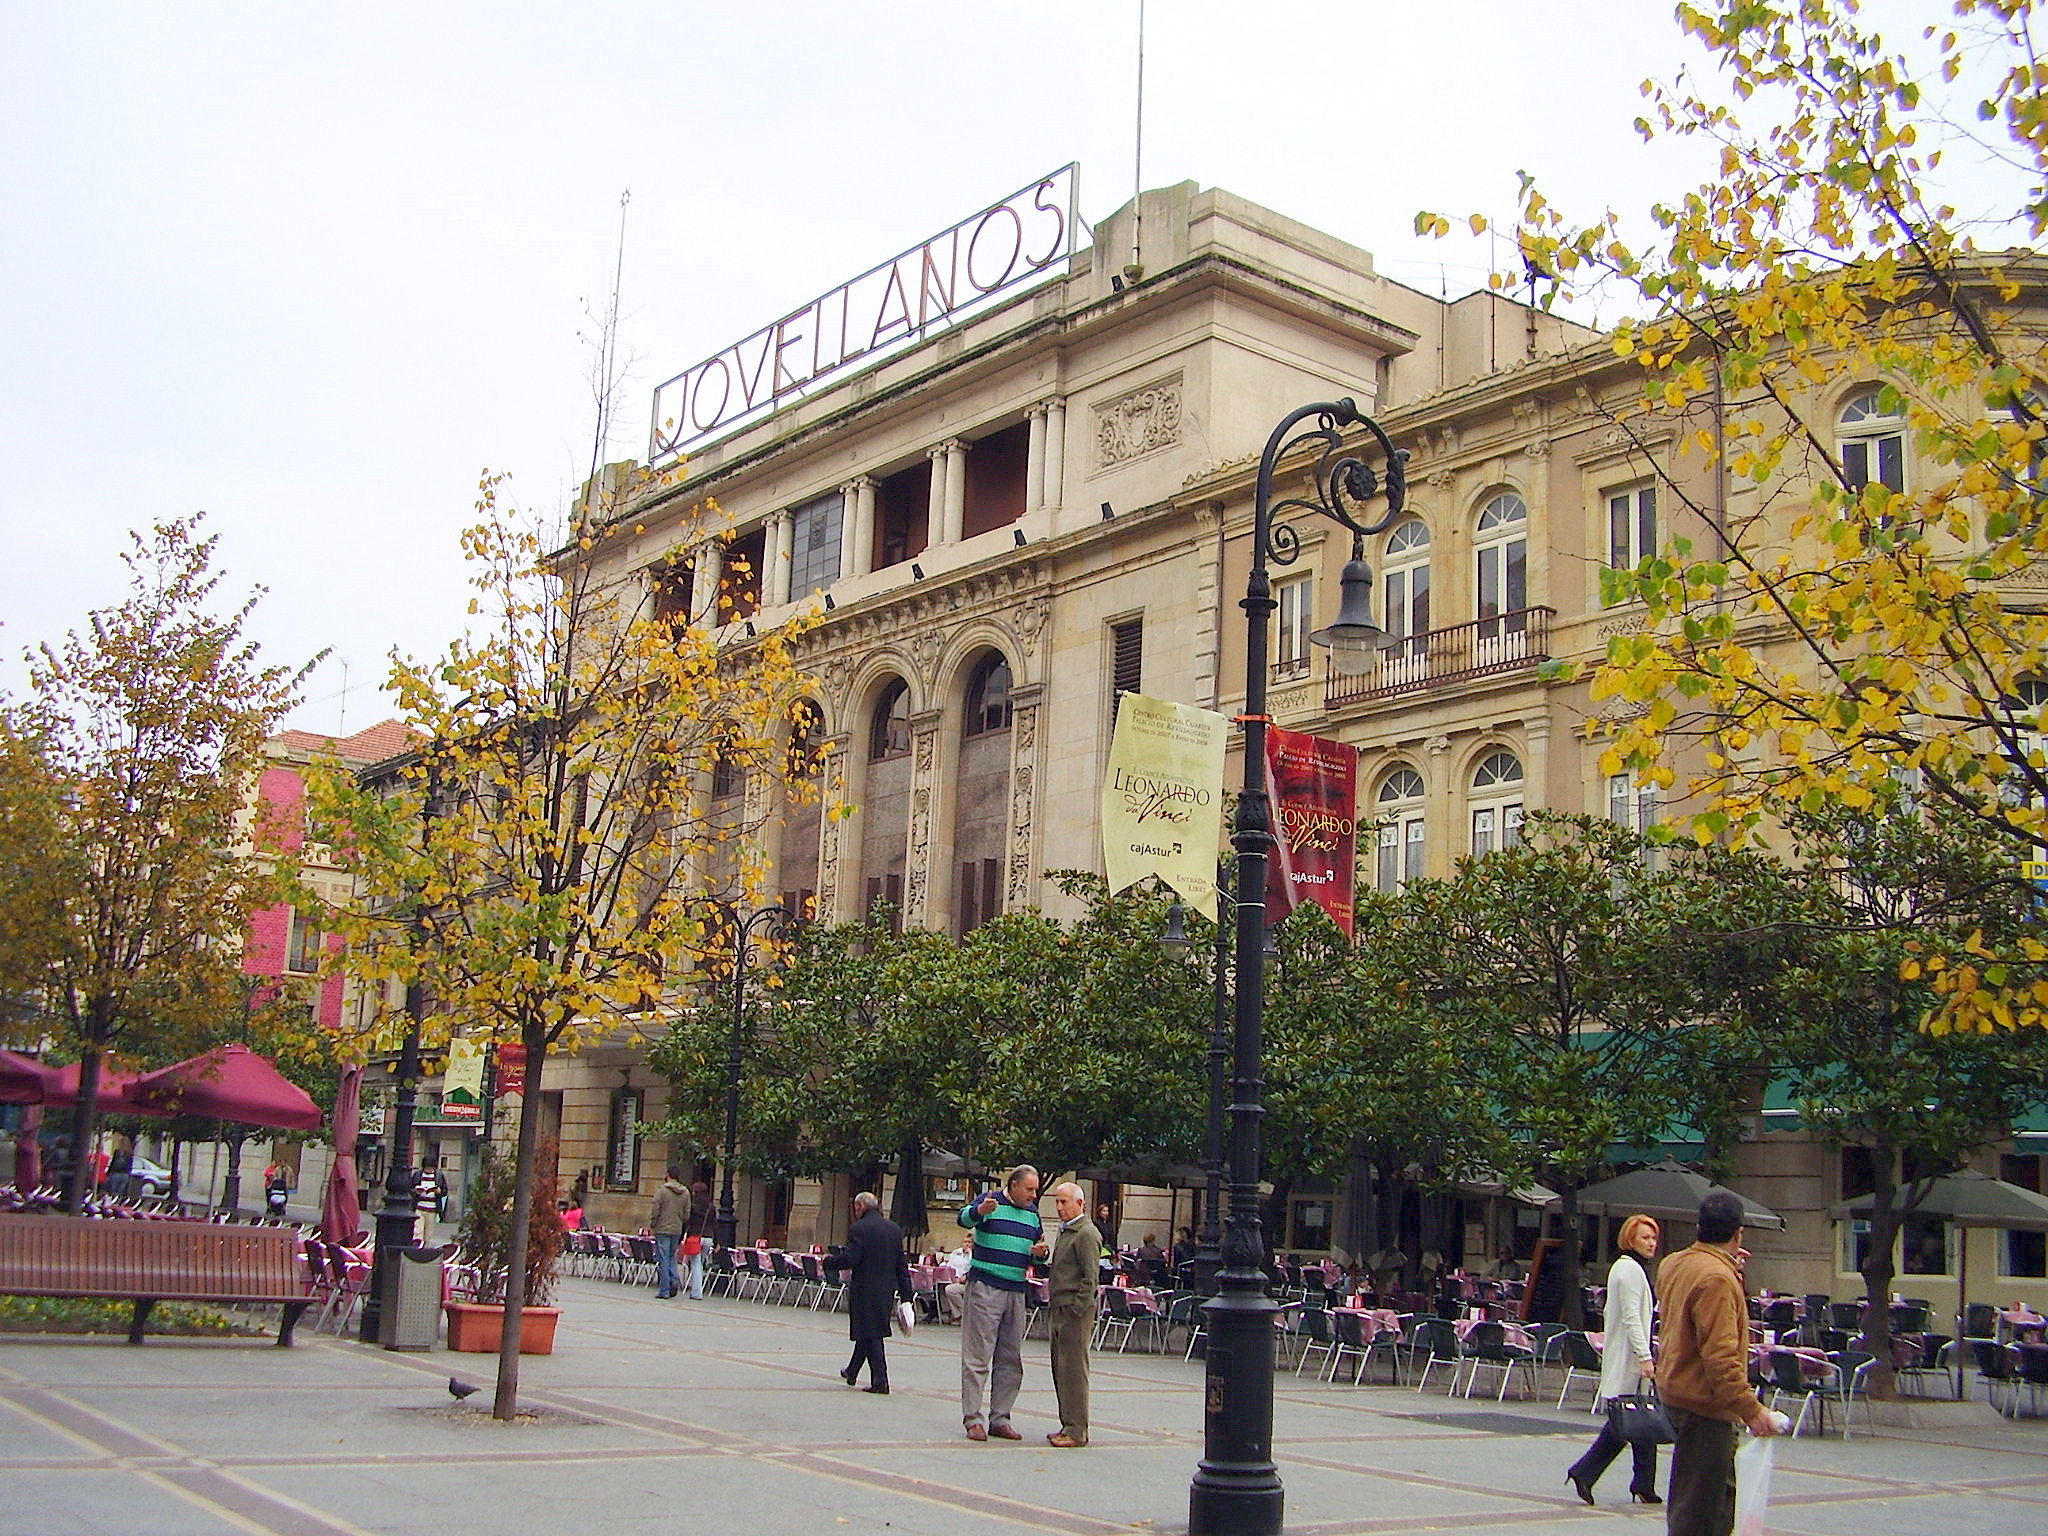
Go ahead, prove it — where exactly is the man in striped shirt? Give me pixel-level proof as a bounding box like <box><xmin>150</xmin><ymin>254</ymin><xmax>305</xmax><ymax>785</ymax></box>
<box><xmin>957</xmin><ymin>1163</ymin><xmax>1045</xmax><ymax>1441</ymax></box>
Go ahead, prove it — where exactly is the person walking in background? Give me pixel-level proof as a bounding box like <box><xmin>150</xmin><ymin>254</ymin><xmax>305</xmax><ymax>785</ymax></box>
<box><xmin>1567</xmin><ymin>1213</ymin><xmax>1663</xmax><ymax>1507</ymax></box>
<box><xmin>648</xmin><ymin>1164</ymin><xmax>689</xmax><ymax>1299</ymax></box>
<box><xmin>412</xmin><ymin>1159</ymin><xmax>445</xmax><ymax>1241</ymax></box>
<box><xmin>957</xmin><ymin>1164</ymin><xmax>1044</xmax><ymax>1441</ymax></box>
<box><xmin>1094</xmin><ymin>1200</ymin><xmax>1117</xmax><ymax>1254</ymax></box>
<box><xmin>824</xmin><ymin>1190</ymin><xmax>913</xmax><ymax>1393</ymax></box>
<box><xmin>683</xmin><ymin>1179</ymin><xmax>713</xmax><ymax>1299</ymax></box>
<box><xmin>1045</xmin><ymin>1181</ymin><xmax>1100</xmax><ymax>1448</ymax></box>
<box><xmin>1658</xmin><ymin>1191</ymin><xmax>1783</xmax><ymax>1536</ymax></box>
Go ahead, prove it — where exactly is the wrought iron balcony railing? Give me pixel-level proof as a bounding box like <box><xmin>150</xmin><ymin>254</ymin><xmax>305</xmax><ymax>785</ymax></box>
<box><xmin>1324</xmin><ymin>605</ymin><xmax>1555</xmax><ymax>708</ymax></box>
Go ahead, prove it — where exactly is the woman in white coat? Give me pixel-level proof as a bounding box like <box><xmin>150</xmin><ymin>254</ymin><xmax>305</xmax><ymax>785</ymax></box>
<box><xmin>1566</xmin><ymin>1212</ymin><xmax>1662</xmax><ymax>1506</ymax></box>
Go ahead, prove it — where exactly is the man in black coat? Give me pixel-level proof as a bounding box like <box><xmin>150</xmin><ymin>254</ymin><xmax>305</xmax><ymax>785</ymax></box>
<box><xmin>824</xmin><ymin>1191</ymin><xmax>914</xmax><ymax>1394</ymax></box>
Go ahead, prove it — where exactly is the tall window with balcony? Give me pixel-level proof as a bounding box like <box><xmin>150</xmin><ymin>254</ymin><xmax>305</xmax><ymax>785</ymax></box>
<box><xmin>962</xmin><ymin>421</ymin><xmax>1029</xmax><ymax>538</ymax></box>
<box><xmin>287</xmin><ymin>910</ymin><xmax>323</xmax><ymax>975</ymax></box>
<box><xmin>1374</xmin><ymin>767</ymin><xmax>1426</xmax><ymax>892</ymax></box>
<box><xmin>1380</xmin><ymin>517</ymin><xmax>1431</xmax><ymax>688</ymax></box>
<box><xmin>1607</xmin><ymin>772</ymin><xmax>1660</xmax><ymax>866</ymax></box>
<box><xmin>1475</xmin><ymin>493</ymin><xmax>1528</xmax><ymax>646</ymax></box>
<box><xmin>779</xmin><ymin>700</ymin><xmax>824</xmax><ymax>922</ymax></box>
<box><xmin>1469</xmin><ymin>750</ymin><xmax>1525</xmax><ymax>856</ymax></box>
<box><xmin>873</xmin><ymin>464</ymin><xmax>932</xmax><ymax>570</ymax></box>
<box><xmin>1606</xmin><ymin>484</ymin><xmax>1656</xmax><ymax>589</ymax></box>
<box><xmin>956</xmin><ymin>651</ymin><xmax>1014</xmax><ymax>937</ymax></box>
<box><xmin>1273</xmin><ymin>574</ymin><xmax>1313</xmax><ymax>681</ymax></box>
<box><xmin>1838</xmin><ymin>387</ymin><xmax>1906</xmax><ymax>493</ymax></box>
<box><xmin>863</xmin><ymin>679</ymin><xmax>913</xmax><ymax>933</ymax></box>
<box><xmin>788</xmin><ymin>493</ymin><xmax>843</xmax><ymax>600</ymax></box>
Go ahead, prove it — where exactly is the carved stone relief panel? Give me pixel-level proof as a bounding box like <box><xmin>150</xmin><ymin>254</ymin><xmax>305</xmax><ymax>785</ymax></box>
<box><xmin>1094</xmin><ymin>374</ymin><xmax>1184</xmax><ymax>470</ymax></box>
<box><xmin>816</xmin><ymin>744</ymin><xmax>847</xmax><ymax>919</ymax></box>
<box><xmin>1005</xmin><ymin>701</ymin><xmax>1040</xmax><ymax>902</ymax></box>
<box><xmin>903</xmin><ymin>720</ymin><xmax>941</xmax><ymax>927</ymax></box>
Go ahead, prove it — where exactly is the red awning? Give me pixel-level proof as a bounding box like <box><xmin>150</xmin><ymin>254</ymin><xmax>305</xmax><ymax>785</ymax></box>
<box><xmin>129</xmin><ymin>1044</ymin><xmax>323</xmax><ymax>1131</ymax></box>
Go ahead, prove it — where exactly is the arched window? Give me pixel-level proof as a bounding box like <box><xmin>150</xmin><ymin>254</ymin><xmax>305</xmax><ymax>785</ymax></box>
<box><xmin>785</xmin><ymin>700</ymin><xmax>825</xmax><ymax>781</ymax></box>
<box><xmin>1375</xmin><ymin>766</ymin><xmax>1426</xmax><ymax>892</ymax></box>
<box><xmin>1839</xmin><ymin>387</ymin><xmax>1905</xmax><ymax>493</ymax></box>
<box><xmin>964</xmin><ymin>652</ymin><xmax>1013</xmax><ymax>737</ymax></box>
<box><xmin>1469</xmin><ymin>749</ymin><xmax>1524</xmax><ymax>856</ymax></box>
<box><xmin>1475</xmin><ymin>493</ymin><xmax>1528</xmax><ymax>638</ymax></box>
<box><xmin>1381</xmin><ymin>519</ymin><xmax>1431</xmax><ymax>652</ymax></box>
<box><xmin>868</xmin><ymin>679</ymin><xmax>910</xmax><ymax>762</ymax></box>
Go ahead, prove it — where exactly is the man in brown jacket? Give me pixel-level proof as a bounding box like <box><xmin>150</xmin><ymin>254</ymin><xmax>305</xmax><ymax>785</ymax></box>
<box><xmin>1045</xmin><ymin>1181</ymin><xmax>1101</xmax><ymax>1448</ymax></box>
<box><xmin>1656</xmin><ymin>1190</ymin><xmax>1783</xmax><ymax>1535</ymax></box>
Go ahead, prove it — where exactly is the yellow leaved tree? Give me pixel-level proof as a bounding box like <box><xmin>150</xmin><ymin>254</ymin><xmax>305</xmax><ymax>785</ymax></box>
<box><xmin>311</xmin><ymin>470</ymin><xmax>815</xmax><ymax>1420</ymax></box>
<box><xmin>1425</xmin><ymin>0</ymin><xmax>2048</xmax><ymax>1031</ymax></box>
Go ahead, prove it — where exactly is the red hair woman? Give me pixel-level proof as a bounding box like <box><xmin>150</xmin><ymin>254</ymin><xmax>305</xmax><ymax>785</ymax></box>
<box><xmin>1566</xmin><ymin>1213</ymin><xmax>1663</xmax><ymax>1506</ymax></box>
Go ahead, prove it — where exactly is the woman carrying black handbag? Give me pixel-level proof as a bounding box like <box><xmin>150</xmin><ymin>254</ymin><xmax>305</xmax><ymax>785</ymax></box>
<box><xmin>1567</xmin><ymin>1212</ymin><xmax>1664</xmax><ymax>1506</ymax></box>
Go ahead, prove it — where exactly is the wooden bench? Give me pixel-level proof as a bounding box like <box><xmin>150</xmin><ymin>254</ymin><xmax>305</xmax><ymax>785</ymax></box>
<box><xmin>0</xmin><ymin>1212</ymin><xmax>315</xmax><ymax>1345</ymax></box>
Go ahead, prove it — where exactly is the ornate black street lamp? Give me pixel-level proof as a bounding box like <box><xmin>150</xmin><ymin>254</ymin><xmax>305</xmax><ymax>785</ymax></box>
<box><xmin>1188</xmin><ymin>399</ymin><xmax>1406</xmax><ymax>1536</ymax></box>
<box><xmin>713</xmin><ymin>903</ymin><xmax>796</xmax><ymax>1252</ymax></box>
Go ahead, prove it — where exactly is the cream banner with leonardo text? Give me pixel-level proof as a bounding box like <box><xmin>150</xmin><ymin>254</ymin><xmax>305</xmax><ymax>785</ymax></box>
<box><xmin>1101</xmin><ymin>693</ymin><xmax>1228</xmax><ymax>919</ymax></box>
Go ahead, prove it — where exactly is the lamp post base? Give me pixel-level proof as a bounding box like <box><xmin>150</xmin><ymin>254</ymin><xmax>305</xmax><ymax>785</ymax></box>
<box><xmin>1188</xmin><ymin>1288</ymin><xmax>1283</xmax><ymax>1535</ymax></box>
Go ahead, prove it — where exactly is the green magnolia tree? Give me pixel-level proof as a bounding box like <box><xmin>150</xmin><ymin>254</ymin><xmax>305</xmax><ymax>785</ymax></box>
<box><xmin>311</xmin><ymin>473</ymin><xmax>815</xmax><ymax>1420</ymax></box>
<box><xmin>0</xmin><ymin>515</ymin><xmax>310</xmax><ymax>1209</ymax></box>
<box><xmin>1381</xmin><ymin>814</ymin><xmax>1796</xmax><ymax>1325</ymax></box>
<box><xmin>648</xmin><ymin>878</ymin><xmax>1210</xmax><ymax>1205</ymax></box>
<box><xmin>1425</xmin><ymin>0</ymin><xmax>2048</xmax><ymax>1032</ymax></box>
<box><xmin>1757</xmin><ymin>807</ymin><xmax>2048</xmax><ymax>1392</ymax></box>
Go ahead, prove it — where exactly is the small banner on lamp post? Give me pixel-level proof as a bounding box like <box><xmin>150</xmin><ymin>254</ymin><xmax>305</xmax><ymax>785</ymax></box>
<box><xmin>1263</xmin><ymin>725</ymin><xmax>1360</xmax><ymax>937</ymax></box>
<box><xmin>440</xmin><ymin>1036</ymin><xmax>486</xmax><ymax>1123</ymax></box>
<box><xmin>1101</xmin><ymin>693</ymin><xmax>1228</xmax><ymax>919</ymax></box>
<box><xmin>494</xmin><ymin>1042</ymin><xmax>527</xmax><ymax>1097</ymax></box>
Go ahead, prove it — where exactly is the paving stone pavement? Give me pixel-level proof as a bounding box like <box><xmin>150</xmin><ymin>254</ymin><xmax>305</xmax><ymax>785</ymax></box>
<box><xmin>2</xmin><ymin>1274</ymin><xmax>2045</xmax><ymax>1535</ymax></box>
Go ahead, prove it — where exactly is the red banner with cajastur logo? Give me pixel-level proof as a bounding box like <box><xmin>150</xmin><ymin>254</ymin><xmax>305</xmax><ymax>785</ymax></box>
<box><xmin>1262</xmin><ymin>726</ymin><xmax>1359</xmax><ymax>938</ymax></box>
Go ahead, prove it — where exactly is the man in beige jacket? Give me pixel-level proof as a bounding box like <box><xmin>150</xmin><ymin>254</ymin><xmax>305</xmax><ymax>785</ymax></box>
<box><xmin>1045</xmin><ymin>1181</ymin><xmax>1101</xmax><ymax>1448</ymax></box>
<box><xmin>1656</xmin><ymin>1190</ymin><xmax>1783</xmax><ymax>1535</ymax></box>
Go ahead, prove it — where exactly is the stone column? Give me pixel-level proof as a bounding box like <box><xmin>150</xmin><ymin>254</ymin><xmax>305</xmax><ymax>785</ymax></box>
<box><xmin>943</xmin><ymin>439</ymin><xmax>967</xmax><ymax>545</ymax></box>
<box><xmin>1024</xmin><ymin>404</ymin><xmax>1047</xmax><ymax>516</ymax></box>
<box><xmin>927</xmin><ymin>446</ymin><xmax>950</xmax><ymax>546</ymax></box>
<box><xmin>903</xmin><ymin>711</ymin><xmax>943</xmax><ymax>930</ymax></box>
<box><xmin>1524</xmin><ymin>712</ymin><xmax>1551</xmax><ymax>825</ymax></box>
<box><xmin>693</xmin><ymin>538</ymin><xmax>724</xmax><ymax>627</ymax></box>
<box><xmin>841</xmin><ymin>478</ymin><xmax>875</xmax><ymax>579</ymax></box>
<box><xmin>764</xmin><ymin>509</ymin><xmax>793</xmax><ymax>608</ymax></box>
<box><xmin>1041</xmin><ymin>398</ymin><xmax>1066</xmax><ymax>512</ymax></box>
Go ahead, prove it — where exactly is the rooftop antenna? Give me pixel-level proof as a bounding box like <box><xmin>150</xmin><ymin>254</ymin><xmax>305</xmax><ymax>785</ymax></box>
<box><xmin>1127</xmin><ymin>0</ymin><xmax>1146</xmax><ymax>286</ymax></box>
<box><xmin>336</xmin><ymin>657</ymin><xmax>349</xmax><ymax>735</ymax></box>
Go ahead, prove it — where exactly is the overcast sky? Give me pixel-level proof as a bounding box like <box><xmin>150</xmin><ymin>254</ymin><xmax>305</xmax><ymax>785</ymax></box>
<box><xmin>0</xmin><ymin>2</ymin><xmax>2010</xmax><ymax>734</ymax></box>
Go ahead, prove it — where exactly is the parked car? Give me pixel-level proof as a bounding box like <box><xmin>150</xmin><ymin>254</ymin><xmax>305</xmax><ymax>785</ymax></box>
<box><xmin>126</xmin><ymin>1154</ymin><xmax>173</xmax><ymax>1198</ymax></box>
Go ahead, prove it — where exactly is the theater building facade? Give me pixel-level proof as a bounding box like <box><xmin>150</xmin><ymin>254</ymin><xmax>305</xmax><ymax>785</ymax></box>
<box><xmin>515</xmin><ymin>176</ymin><xmax>2047</xmax><ymax>1315</ymax></box>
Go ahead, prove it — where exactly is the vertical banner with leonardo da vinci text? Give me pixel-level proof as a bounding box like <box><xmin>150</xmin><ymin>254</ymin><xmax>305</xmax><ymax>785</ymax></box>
<box><xmin>1263</xmin><ymin>726</ymin><xmax>1360</xmax><ymax>938</ymax></box>
<box><xmin>1101</xmin><ymin>694</ymin><xmax>1229</xmax><ymax>920</ymax></box>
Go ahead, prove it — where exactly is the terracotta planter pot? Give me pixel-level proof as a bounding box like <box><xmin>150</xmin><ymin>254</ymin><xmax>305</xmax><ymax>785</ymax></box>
<box><xmin>442</xmin><ymin>1300</ymin><xmax>561</xmax><ymax>1355</ymax></box>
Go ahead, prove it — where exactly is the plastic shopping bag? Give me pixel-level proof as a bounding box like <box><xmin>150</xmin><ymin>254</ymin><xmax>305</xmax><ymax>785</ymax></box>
<box><xmin>1733</xmin><ymin>1433</ymin><xmax>1776</xmax><ymax>1536</ymax></box>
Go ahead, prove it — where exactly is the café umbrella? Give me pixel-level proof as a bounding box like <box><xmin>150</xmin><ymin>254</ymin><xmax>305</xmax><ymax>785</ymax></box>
<box><xmin>128</xmin><ymin>1044</ymin><xmax>323</xmax><ymax>1131</ymax></box>
<box><xmin>1555</xmin><ymin>1159</ymin><xmax>1785</xmax><ymax>1231</ymax></box>
<box><xmin>0</xmin><ymin>1049</ymin><xmax>56</xmax><ymax>1105</ymax></box>
<box><xmin>319</xmin><ymin>1063</ymin><xmax>365</xmax><ymax>1243</ymax></box>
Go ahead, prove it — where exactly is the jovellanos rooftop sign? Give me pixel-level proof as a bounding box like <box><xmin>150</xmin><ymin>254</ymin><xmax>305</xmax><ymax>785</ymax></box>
<box><xmin>649</xmin><ymin>164</ymin><xmax>1080</xmax><ymax>463</ymax></box>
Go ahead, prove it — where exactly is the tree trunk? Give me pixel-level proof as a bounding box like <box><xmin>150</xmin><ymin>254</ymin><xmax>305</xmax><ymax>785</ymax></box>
<box><xmin>492</xmin><ymin>1027</ymin><xmax>546</xmax><ymax>1421</ymax></box>
<box><xmin>62</xmin><ymin>1041</ymin><xmax>106</xmax><ymax>1213</ymax></box>
<box><xmin>1557</xmin><ymin>1181</ymin><xmax>1585</xmax><ymax>1330</ymax></box>
<box><xmin>1857</xmin><ymin>1145</ymin><xmax>1902</xmax><ymax>1400</ymax></box>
